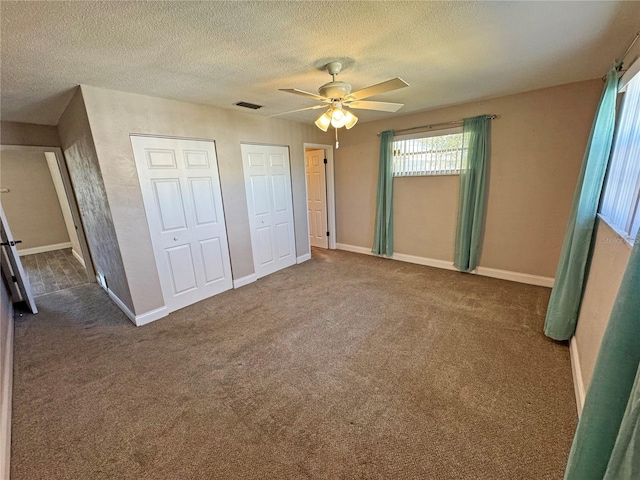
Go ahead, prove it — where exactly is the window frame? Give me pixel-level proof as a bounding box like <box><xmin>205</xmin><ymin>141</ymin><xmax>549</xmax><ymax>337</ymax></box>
<box><xmin>599</xmin><ymin>61</ymin><xmax>640</xmax><ymax>246</ymax></box>
<box><xmin>392</xmin><ymin>126</ymin><xmax>464</xmax><ymax>178</ymax></box>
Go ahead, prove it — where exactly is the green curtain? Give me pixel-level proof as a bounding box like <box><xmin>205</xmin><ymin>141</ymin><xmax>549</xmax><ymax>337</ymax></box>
<box><xmin>543</xmin><ymin>68</ymin><xmax>619</xmax><ymax>340</ymax></box>
<box><xmin>372</xmin><ymin>131</ymin><xmax>394</xmax><ymax>256</ymax></box>
<box><xmin>604</xmin><ymin>365</ymin><xmax>640</xmax><ymax>479</ymax></box>
<box><xmin>564</xmin><ymin>229</ymin><xmax>640</xmax><ymax>480</ymax></box>
<box><xmin>453</xmin><ymin>115</ymin><xmax>490</xmax><ymax>272</ymax></box>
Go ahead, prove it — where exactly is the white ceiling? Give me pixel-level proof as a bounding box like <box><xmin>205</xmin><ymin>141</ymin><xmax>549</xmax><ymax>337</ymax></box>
<box><xmin>1</xmin><ymin>1</ymin><xmax>639</xmax><ymax>126</ymax></box>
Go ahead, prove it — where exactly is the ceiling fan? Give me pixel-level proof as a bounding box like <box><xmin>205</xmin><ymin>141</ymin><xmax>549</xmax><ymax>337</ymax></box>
<box><xmin>274</xmin><ymin>61</ymin><xmax>409</xmax><ymax>132</ymax></box>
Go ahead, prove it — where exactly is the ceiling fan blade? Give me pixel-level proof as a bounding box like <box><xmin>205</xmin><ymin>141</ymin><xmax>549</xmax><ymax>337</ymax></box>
<box><xmin>269</xmin><ymin>104</ymin><xmax>327</xmax><ymax>117</ymax></box>
<box><xmin>345</xmin><ymin>101</ymin><xmax>404</xmax><ymax>112</ymax></box>
<box><xmin>279</xmin><ymin>88</ymin><xmax>329</xmax><ymax>102</ymax></box>
<box><xmin>346</xmin><ymin>78</ymin><xmax>409</xmax><ymax>101</ymax></box>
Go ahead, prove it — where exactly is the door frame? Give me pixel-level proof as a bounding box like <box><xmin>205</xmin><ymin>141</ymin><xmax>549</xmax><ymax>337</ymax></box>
<box><xmin>0</xmin><ymin>144</ymin><xmax>96</xmax><ymax>280</ymax></box>
<box><xmin>303</xmin><ymin>143</ymin><xmax>336</xmax><ymax>250</ymax></box>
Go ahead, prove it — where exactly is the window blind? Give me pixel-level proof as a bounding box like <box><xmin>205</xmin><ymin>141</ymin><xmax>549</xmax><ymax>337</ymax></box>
<box><xmin>601</xmin><ymin>70</ymin><xmax>640</xmax><ymax>241</ymax></box>
<box><xmin>392</xmin><ymin>128</ymin><xmax>464</xmax><ymax>176</ymax></box>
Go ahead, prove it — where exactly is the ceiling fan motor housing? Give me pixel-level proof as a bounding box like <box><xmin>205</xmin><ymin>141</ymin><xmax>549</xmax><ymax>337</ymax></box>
<box><xmin>318</xmin><ymin>81</ymin><xmax>352</xmax><ymax>100</ymax></box>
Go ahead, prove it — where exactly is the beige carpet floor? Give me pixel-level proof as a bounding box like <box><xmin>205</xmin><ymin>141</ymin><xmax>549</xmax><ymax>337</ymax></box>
<box><xmin>11</xmin><ymin>249</ymin><xmax>576</xmax><ymax>479</ymax></box>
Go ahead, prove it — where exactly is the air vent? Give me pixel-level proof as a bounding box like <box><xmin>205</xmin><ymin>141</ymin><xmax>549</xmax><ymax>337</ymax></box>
<box><xmin>234</xmin><ymin>101</ymin><xmax>263</xmax><ymax>110</ymax></box>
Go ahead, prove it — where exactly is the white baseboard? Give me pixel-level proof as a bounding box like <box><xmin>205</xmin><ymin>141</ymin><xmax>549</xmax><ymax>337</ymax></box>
<box><xmin>296</xmin><ymin>253</ymin><xmax>312</xmax><ymax>264</ymax></box>
<box><xmin>97</xmin><ymin>279</ymin><xmax>167</xmax><ymax>327</ymax></box>
<box><xmin>336</xmin><ymin>243</ymin><xmax>372</xmax><ymax>255</ymax></box>
<box><xmin>103</xmin><ymin>285</ymin><xmax>135</xmax><ymax>324</ymax></box>
<box><xmin>474</xmin><ymin>266</ymin><xmax>554</xmax><ymax>288</ymax></box>
<box><xmin>335</xmin><ymin>244</ymin><xmax>456</xmax><ymax>271</ymax></box>
<box><xmin>71</xmin><ymin>248</ymin><xmax>86</xmax><ymax>268</ymax></box>
<box><xmin>569</xmin><ymin>336</ymin><xmax>586</xmax><ymax>417</ymax></box>
<box><xmin>335</xmin><ymin>243</ymin><xmax>555</xmax><ymax>288</ymax></box>
<box><xmin>18</xmin><ymin>242</ymin><xmax>72</xmax><ymax>256</ymax></box>
<box><xmin>0</xmin><ymin>295</ymin><xmax>14</xmax><ymax>479</ymax></box>
<box><xmin>134</xmin><ymin>306</ymin><xmax>168</xmax><ymax>327</ymax></box>
<box><xmin>233</xmin><ymin>273</ymin><xmax>257</xmax><ymax>289</ymax></box>
<box><xmin>392</xmin><ymin>252</ymin><xmax>457</xmax><ymax>271</ymax></box>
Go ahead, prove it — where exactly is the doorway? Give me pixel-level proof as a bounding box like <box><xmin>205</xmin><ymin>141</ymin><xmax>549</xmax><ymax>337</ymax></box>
<box><xmin>303</xmin><ymin>143</ymin><xmax>336</xmax><ymax>252</ymax></box>
<box><xmin>306</xmin><ymin>149</ymin><xmax>328</xmax><ymax>249</ymax></box>
<box><xmin>0</xmin><ymin>145</ymin><xmax>94</xmax><ymax>298</ymax></box>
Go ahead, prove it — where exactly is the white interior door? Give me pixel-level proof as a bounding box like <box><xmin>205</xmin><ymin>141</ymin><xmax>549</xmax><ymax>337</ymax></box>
<box><xmin>241</xmin><ymin>144</ymin><xmax>296</xmax><ymax>279</ymax></box>
<box><xmin>305</xmin><ymin>149</ymin><xmax>328</xmax><ymax>249</ymax></box>
<box><xmin>0</xmin><ymin>205</ymin><xmax>37</xmax><ymax>313</ymax></box>
<box><xmin>131</xmin><ymin>136</ymin><xmax>232</xmax><ymax>313</ymax></box>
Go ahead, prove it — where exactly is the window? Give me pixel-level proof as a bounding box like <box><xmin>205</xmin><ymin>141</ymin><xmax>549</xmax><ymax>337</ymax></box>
<box><xmin>600</xmin><ymin>68</ymin><xmax>640</xmax><ymax>242</ymax></box>
<box><xmin>393</xmin><ymin>127</ymin><xmax>464</xmax><ymax>176</ymax></box>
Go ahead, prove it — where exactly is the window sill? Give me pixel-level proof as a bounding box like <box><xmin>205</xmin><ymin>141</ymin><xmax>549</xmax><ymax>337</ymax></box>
<box><xmin>393</xmin><ymin>173</ymin><xmax>460</xmax><ymax>178</ymax></box>
<box><xmin>597</xmin><ymin>214</ymin><xmax>635</xmax><ymax>248</ymax></box>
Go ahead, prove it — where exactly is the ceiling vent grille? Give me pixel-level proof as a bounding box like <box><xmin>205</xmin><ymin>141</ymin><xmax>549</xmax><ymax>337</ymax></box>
<box><xmin>235</xmin><ymin>101</ymin><xmax>263</xmax><ymax>110</ymax></box>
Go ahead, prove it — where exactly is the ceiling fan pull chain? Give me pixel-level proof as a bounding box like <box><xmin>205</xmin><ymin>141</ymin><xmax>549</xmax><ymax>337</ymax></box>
<box><xmin>335</xmin><ymin>127</ymin><xmax>339</xmax><ymax>149</ymax></box>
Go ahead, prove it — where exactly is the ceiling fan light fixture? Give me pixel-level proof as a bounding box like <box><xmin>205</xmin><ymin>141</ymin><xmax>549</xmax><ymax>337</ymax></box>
<box><xmin>343</xmin><ymin>110</ymin><xmax>358</xmax><ymax>129</ymax></box>
<box><xmin>315</xmin><ymin>110</ymin><xmax>332</xmax><ymax>132</ymax></box>
<box><xmin>330</xmin><ymin>108</ymin><xmax>347</xmax><ymax>128</ymax></box>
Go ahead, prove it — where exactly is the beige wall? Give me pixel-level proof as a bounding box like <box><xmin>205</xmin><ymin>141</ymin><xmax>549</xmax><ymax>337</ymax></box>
<box><xmin>335</xmin><ymin>79</ymin><xmax>603</xmax><ymax>278</ymax></box>
<box><xmin>57</xmin><ymin>89</ymin><xmax>133</xmax><ymax>310</ymax></box>
<box><xmin>574</xmin><ymin>219</ymin><xmax>631</xmax><ymax>391</ymax></box>
<box><xmin>0</xmin><ymin>150</ymin><xmax>70</xmax><ymax>250</ymax></box>
<box><xmin>1</xmin><ymin>121</ymin><xmax>60</xmax><ymax>147</ymax></box>
<box><xmin>79</xmin><ymin>85</ymin><xmax>330</xmax><ymax>315</ymax></box>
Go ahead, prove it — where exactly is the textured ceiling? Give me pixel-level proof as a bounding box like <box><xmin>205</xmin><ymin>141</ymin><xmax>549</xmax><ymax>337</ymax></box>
<box><xmin>1</xmin><ymin>1</ymin><xmax>639</xmax><ymax>126</ymax></box>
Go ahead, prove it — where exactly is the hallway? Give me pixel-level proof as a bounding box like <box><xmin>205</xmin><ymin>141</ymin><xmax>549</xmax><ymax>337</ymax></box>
<box><xmin>21</xmin><ymin>248</ymin><xmax>89</xmax><ymax>297</ymax></box>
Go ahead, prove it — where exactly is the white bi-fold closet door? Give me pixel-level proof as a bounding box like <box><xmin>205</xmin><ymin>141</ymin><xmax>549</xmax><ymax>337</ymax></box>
<box><xmin>131</xmin><ymin>136</ymin><xmax>233</xmax><ymax>314</ymax></box>
<box><xmin>241</xmin><ymin>144</ymin><xmax>296</xmax><ymax>279</ymax></box>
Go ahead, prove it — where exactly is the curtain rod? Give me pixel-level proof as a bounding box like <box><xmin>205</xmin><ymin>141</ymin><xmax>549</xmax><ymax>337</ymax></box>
<box><xmin>376</xmin><ymin>114</ymin><xmax>498</xmax><ymax>137</ymax></box>
<box><xmin>616</xmin><ymin>31</ymin><xmax>640</xmax><ymax>69</ymax></box>
<box><xmin>604</xmin><ymin>31</ymin><xmax>640</xmax><ymax>81</ymax></box>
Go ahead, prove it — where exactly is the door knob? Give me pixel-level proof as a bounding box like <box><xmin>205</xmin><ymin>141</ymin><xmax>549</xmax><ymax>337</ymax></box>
<box><xmin>0</xmin><ymin>240</ymin><xmax>22</xmax><ymax>247</ymax></box>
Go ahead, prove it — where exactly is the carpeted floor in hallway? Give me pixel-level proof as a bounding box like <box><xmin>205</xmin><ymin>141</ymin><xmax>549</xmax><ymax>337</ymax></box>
<box><xmin>11</xmin><ymin>249</ymin><xmax>576</xmax><ymax>479</ymax></box>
